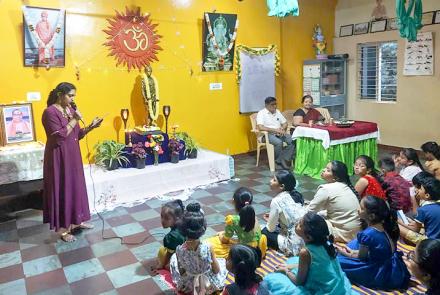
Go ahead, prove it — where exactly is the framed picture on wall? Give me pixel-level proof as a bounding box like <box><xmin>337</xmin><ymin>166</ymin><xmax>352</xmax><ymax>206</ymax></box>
<box><xmin>370</xmin><ymin>19</ymin><xmax>387</xmax><ymax>33</ymax></box>
<box><xmin>339</xmin><ymin>24</ymin><xmax>354</xmax><ymax>37</ymax></box>
<box><xmin>386</xmin><ymin>18</ymin><xmax>398</xmax><ymax>31</ymax></box>
<box><xmin>435</xmin><ymin>10</ymin><xmax>440</xmax><ymax>24</ymax></box>
<box><xmin>354</xmin><ymin>22</ymin><xmax>370</xmax><ymax>35</ymax></box>
<box><xmin>422</xmin><ymin>11</ymin><xmax>435</xmax><ymax>26</ymax></box>
<box><xmin>0</xmin><ymin>103</ymin><xmax>36</xmax><ymax>146</ymax></box>
<box><xmin>23</xmin><ymin>6</ymin><xmax>66</xmax><ymax>67</ymax></box>
<box><xmin>202</xmin><ymin>12</ymin><xmax>238</xmax><ymax>72</ymax></box>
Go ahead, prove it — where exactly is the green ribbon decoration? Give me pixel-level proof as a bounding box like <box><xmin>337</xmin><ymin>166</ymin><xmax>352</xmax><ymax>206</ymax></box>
<box><xmin>266</xmin><ymin>0</ymin><xmax>299</xmax><ymax>17</ymax></box>
<box><xmin>396</xmin><ymin>0</ymin><xmax>423</xmax><ymax>42</ymax></box>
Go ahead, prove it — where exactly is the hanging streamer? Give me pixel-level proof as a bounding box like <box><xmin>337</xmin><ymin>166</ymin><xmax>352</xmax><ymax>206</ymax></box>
<box><xmin>396</xmin><ymin>0</ymin><xmax>423</xmax><ymax>42</ymax></box>
<box><xmin>266</xmin><ymin>0</ymin><xmax>299</xmax><ymax>17</ymax></box>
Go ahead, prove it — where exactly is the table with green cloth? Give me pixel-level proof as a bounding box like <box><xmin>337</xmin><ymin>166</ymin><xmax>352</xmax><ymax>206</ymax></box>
<box><xmin>292</xmin><ymin>121</ymin><xmax>379</xmax><ymax>179</ymax></box>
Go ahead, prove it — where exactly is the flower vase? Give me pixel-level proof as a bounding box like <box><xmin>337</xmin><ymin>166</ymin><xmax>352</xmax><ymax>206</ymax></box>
<box><xmin>153</xmin><ymin>151</ymin><xmax>159</xmax><ymax>166</ymax></box>
<box><xmin>135</xmin><ymin>157</ymin><xmax>146</xmax><ymax>169</ymax></box>
<box><xmin>171</xmin><ymin>153</ymin><xmax>179</xmax><ymax>164</ymax></box>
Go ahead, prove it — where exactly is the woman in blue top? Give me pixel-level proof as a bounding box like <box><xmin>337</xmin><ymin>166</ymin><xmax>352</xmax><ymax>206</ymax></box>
<box><xmin>337</xmin><ymin>196</ymin><xmax>410</xmax><ymax>290</ymax></box>
<box><xmin>264</xmin><ymin>212</ymin><xmax>355</xmax><ymax>295</ymax></box>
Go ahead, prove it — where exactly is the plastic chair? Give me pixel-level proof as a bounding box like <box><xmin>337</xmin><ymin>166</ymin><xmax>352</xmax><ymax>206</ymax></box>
<box><xmin>249</xmin><ymin>113</ymin><xmax>275</xmax><ymax>172</ymax></box>
<box><xmin>316</xmin><ymin>107</ymin><xmax>331</xmax><ymax>123</ymax></box>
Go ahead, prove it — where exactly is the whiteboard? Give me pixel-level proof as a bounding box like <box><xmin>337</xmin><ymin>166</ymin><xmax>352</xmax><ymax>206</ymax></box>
<box><xmin>239</xmin><ymin>51</ymin><xmax>275</xmax><ymax>113</ymax></box>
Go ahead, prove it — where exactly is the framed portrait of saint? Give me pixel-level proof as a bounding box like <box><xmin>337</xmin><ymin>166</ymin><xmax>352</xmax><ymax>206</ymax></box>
<box><xmin>202</xmin><ymin>12</ymin><xmax>238</xmax><ymax>72</ymax></box>
<box><xmin>0</xmin><ymin>103</ymin><xmax>36</xmax><ymax>146</ymax></box>
<box><xmin>23</xmin><ymin>6</ymin><xmax>66</xmax><ymax>67</ymax></box>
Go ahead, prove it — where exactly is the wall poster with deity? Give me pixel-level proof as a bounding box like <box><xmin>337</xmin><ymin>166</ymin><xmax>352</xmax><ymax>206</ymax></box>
<box><xmin>23</xmin><ymin>6</ymin><xmax>65</xmax><ymax>67</ymax></box>
<box><xmin>202</xmin><ymin>13</ymin><xmax>238</xmax><ymax>72</ymax></box>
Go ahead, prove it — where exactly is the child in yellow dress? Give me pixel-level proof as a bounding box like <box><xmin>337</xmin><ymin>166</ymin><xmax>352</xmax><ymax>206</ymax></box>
<box><xmin>207</xmin><ymin>187</ymin><xmax>267</xmax><ymax>258</ymax></box>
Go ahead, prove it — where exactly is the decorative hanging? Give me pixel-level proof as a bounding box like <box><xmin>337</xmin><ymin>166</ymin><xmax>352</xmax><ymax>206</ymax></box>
<box><xmin>235</xmin><ymin>44</ymin><xmax>280</xmax><ymax>84</ymax></box>
<box><xmin>141</xmin><ymin>65</ymin><xmax>160</xmax><ymax>129</ymax></box>
<box><xmin>396</xmin><ymin>0</ymin><xmax>423</xmax><ymax>42</ymax></box>
<box><xmin>103</xmin><ymin>7</ymin><xmax>162</xmax><ymax>71</ymax></box>
<box><xmin>266</xmin><ymin>0</ymin><xmax>299</xmax><ymax>18</ymax></box>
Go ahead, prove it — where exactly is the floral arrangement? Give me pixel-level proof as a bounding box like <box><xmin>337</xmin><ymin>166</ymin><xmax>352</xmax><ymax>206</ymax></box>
<box><xmin>145</xmin><ymin>134</ymin><xmax>164</xmax><ymax>155</ymax></box>
<box><xmin>131</xmin><ymin>142</ymin><xmax>147</xmax><ymax>159</ymax></box>
<box><xmin>168</xmin><ymin>138</ymin><xmax>184</xmax><ymax>155</ymax></box>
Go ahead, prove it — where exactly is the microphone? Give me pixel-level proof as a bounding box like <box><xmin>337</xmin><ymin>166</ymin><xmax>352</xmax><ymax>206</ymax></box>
<box><xmin>70</xmin><ymin>101</ymin><xmax>84</xmax><ymax>124</ymax></box>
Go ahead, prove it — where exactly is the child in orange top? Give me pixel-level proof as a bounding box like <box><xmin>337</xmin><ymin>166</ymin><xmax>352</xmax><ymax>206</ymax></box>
<box><xmin>354</xmin><ymin>155</ymin><xmax>386</xmax><ymax>200</ymax></box>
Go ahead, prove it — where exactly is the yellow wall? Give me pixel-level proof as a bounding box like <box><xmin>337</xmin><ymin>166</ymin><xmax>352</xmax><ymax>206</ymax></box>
<box><xmin>281</xmin><ymin>0</ymin><xmax>337</xmax><ymax>111</ymax></box>
<box><xmin>0</xmin><ymin>0</ymin><xmax>335</xmax><ymax>159</ymax></box>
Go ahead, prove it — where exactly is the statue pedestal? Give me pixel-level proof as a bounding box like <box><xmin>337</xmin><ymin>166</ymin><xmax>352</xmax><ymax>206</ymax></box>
<box><xmin>316</xmin><ymin>54</ymin><xmax>328</xmax><ymax>60</ymax></box>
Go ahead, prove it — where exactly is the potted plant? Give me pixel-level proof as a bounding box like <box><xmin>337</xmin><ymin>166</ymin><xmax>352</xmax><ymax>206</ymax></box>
<box><xmin>176</xmin><ymin>132</ymin><xmax>200</xmax><ymax>159</ymax></box>
<box><xmin>168</xmin><ymin>138</ymin><xmax>184</xmax><ymax>164</ymax></box>
<box><xmin>94</xmin><ymin>140</ymin><xmax>130</xmax><ymax>170</ymax></box>
<box><xmin>131</xmin><ymin>142</ymin><xmax>147</xmax><ymax>169</ymax></box>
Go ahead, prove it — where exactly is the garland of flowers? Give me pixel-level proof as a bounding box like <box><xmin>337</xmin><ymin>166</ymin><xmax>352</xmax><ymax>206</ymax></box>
<box><xmin>22</xmin><ymin>8</ymin><xmax>64</xmax><ymax>61</ymax></box>
<box><xmin>204</xmin><ymin>13</ymin><xmax>239</xmax><ymax>59</ymax></box>
<box><xmin>141</xmin><ymin>72</ymin><xmax>160</xmax><ymax>123</ymax></box>
<box><xmin>235</xmin><ymin>44</ymin><xmax>280</xmax><ymax>84</ymax></box>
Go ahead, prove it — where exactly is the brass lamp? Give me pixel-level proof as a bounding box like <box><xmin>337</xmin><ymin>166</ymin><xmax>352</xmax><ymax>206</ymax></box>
<box><xmin>121</xmin><ymin>109</ymin><xmax>129</xmax><ymax>131</ymax></box>
<box><xmin>163</xmin><ymin>105</ymin><xmax>171</xmax><ymax>134</ymax></box>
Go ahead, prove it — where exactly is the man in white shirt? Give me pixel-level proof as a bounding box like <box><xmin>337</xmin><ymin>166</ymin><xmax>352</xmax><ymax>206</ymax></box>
<box><xmin>256</xmin><ymin>97</ymin><xmax>295</xmax><ymax>169</ymax></box>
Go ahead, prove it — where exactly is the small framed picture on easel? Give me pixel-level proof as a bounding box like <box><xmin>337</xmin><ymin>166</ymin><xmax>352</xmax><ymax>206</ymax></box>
<box><xmin>0</xmin><ymin>103</ymin><xmax>36</xmax><ymax>146</ymax></box>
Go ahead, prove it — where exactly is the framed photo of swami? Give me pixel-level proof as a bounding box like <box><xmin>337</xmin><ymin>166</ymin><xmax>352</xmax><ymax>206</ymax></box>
<box><xmin>339</xmin><ymin>24</ymin><xmax>354</xmax><ymax>37</ymax></box>
<box><xmin>0</xmin><ymin>103</ymin><xmax>36</xmax><ymax>146</ymax></box>
<box><xmin>23</xmin><ymin>6</ymin><xmax>66</xmax><ymax>67</ymax></box>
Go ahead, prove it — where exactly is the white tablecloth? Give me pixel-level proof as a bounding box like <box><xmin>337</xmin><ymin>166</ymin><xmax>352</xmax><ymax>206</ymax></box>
<box><xmin>292</xmin><ymin>127</ymin><xmax>380</xmax><ymax>149</ymax></box>
<box><xmin>0</xmin><ymin>142</ymin><xmax>45</xmax><ymax>185</ymax></box>
<box><xmin>84</xmin><ymin>149</ymin><xmax>234</xmax><ymax>212</ymax></box>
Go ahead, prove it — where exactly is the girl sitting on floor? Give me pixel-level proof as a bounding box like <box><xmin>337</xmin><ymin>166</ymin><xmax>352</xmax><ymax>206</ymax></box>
<box><xmin>152</xmin><ymin>200</ymin><xmax>185</xmax><ymax>273</ymax></box>
<box><xmin>398</xmin><ymin>174</ymin><xmax>440</xmax><ymax>245</ymax></box>
<box><xmin>337</xmin><ymin>196</ymin><xmax>410</xmax><ymax>290</ymax></box>
<box><xmin>170</xmin><ymin>202</ymin><xmax>228</xmax><ymax>294</ymax></box>
<box><xmin>405</xmin><ymin>239</ymin><xmax>440</xmax><ymax>295</ymax></box>
<box><xmin>223</xmin><ymin>245</ymin><xmax>270</xmax><ymax>295</ymax></box>
<box><xmin>207</xmin><ymin>187</ymin><xmax>267</xmax><ymax>258</ymax></box>
<box><xmin>262</xmin><ymin>170</ymin><xmax>307</xmax><ymax>256</ymax></box>
<box><xmin>421</xmin><ymin>141</ymin><xmax>440</xmax><ymax>181</ymax></box>
<box><xmin>264</xmin><ymin>212</ymin><xmax>355</xmax><ymax>295</ymax></box>
<box><xmin>394</xmin><ymin>148</ymin><xmax>424</xmax><ymax>182</ymax></box>
<box><xmin>354</xmin><ymin>155</ymin><xmax>386</xmax><ymax>200</ymax></box>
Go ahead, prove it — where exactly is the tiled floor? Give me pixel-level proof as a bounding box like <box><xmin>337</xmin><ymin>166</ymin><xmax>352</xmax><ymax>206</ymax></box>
<box><xmin>0</xmin><ymin>151</ymin><xmax>383</xmax><ymax>295</ymax></box>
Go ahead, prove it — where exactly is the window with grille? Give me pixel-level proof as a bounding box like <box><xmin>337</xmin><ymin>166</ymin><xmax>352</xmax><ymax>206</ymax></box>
<box><xmin>357</xmin><ymin>41</ymin><xmax>397</xmax><ymax>102</ymax></box>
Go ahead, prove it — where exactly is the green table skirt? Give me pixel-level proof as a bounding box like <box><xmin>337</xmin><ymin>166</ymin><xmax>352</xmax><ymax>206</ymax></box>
<box><xmin>294</xmin><ymin>137</ymin><xmax>378</xmax><ymax>179</ymax></box>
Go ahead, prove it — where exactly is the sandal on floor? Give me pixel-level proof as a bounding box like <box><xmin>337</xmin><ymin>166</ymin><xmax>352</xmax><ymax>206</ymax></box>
<box><xmin>78</xmin><ymin>222</ymin><xmax>94</xmax><ymax>230</ymax></box>
<box><xmin>61</xmin><ymin>232</ymin><xmax>77</xmax><ymax>243</ymax></box>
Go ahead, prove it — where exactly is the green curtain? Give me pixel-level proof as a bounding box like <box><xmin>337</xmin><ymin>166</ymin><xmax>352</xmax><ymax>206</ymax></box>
<box><xmin>267</xmin><ymin>0</ymin><xmax>299</xmax><ymax>17</ymax></box>
<box><xmin>396</xmin><ymin>0</ymin><xmax>423</xmax><ymax>41</ymax></box>
<box><xmin>294</xmin><ymin>138</ymin><xmax>378</xmax><ymax>179</ymax></box>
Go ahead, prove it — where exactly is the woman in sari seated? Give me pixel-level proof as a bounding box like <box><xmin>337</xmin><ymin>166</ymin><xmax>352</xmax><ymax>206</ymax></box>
<box><xmin>293</xmin><ymin>95</ymin><xmax>324</xmax><ymax>127</ymax></box>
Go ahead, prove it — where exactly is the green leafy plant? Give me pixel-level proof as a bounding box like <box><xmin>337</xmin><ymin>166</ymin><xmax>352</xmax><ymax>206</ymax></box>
<box><xmin>175</xmin><ymin>132</ymin><xmax>200</xmax><ymax>153</ymax></box>
<box><xmin>94</xmin><ymin>140</ymin><xmax>130</xmax><ymax>170</ymax></box>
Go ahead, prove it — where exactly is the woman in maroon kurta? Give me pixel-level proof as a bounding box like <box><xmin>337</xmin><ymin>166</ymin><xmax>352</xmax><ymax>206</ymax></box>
<box><xmin>42</xmin><ymin>82</ymin><xmax>101</xmax><ymax>242</ymax></box>
<box><xmin>293</xmin><ymin>95</ymin><xmax>324</xmax><ymax>127</ymax></box>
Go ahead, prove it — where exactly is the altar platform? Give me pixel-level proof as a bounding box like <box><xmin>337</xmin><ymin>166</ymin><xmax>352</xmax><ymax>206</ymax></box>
<box><xmin>84</xmin><ymin>149</ymin><xmax>234</xmax><ymax>213</ymax></box>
